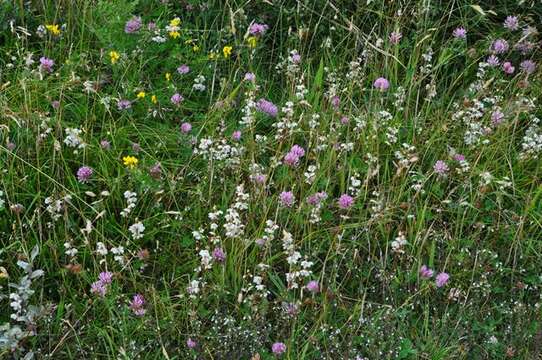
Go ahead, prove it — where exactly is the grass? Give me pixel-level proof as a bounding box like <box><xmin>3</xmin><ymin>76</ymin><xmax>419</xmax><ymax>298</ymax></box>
<box><xmin>0</xmin><ymin>0</ymin><xmax>541</xmax><ymax>359</ymax></box>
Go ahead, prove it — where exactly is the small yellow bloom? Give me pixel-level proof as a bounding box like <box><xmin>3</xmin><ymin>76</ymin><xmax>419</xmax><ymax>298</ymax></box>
<box><xmin>223</xmin><ymin>46</ymin><xmax>233</xmax><ymax>58</ymax></box>
<box><xmin>247</xmin><ymin>36</ymin><xmax>257</xmax><ymax>48</ymax></box>
<box><xmin>151</xmin><ymin>95</ymin><xmax>158</xmax><ymax>104</ymax></box>
<box><xmin>109</xmin><ymin>51</ymin><xmax>120</xmax><ymax>64</ymax></box>
<box><xmin>169</xmin><ymin>31</ymin><xmax>180</xmax><ymax>39</ymax></box>
<box><xmin>46</xmin><ymin>24</ymin><xmax>61</xmax><ymax>36</ymax></box>
<box><xmin>208</xmin><ymin>51</ymin><xmax>218</xmax><ymax>60</ymax></box>
<box><xmin>165</xmin><ymin>72</ymin><xmax>171</xmax><ymax>81</ymax></box>
<box><xmin>192</xmin><ymin>45</ymin><xmax>200</xmax><ymax>52</ymax></box>
<box><xmin>136</xmin><ymin>91</ymin><xmax>146</xmax><ymax>99</ymax></box>
<box><xmin>170</xmin><ymin>17</ymin><xmax>181</xmax><ymax>27</ymax></box>
<box><xmin>123</xmin><ymin>156</ymin><xmax>138</xmax><ymax>168</ymax></box>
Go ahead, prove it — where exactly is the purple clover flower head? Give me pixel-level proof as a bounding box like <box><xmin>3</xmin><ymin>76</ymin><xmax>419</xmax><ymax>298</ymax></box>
<box><xmin>7</xmin><ymin>142</ymin><xmax>16</xmax><ymax>151</ymax></box>
<box><xmin>77</xmin><ymin>166</ymin><xmax>93</xmax><ymax>183</ymax></box>
<box><xmin>283</xmin><ymin>152</ymin><xmax>299</xmax><ymax>167</ymax></box>
<box><xmin>331</xmin><ymin>95</ymin><xmax>340</xmax><ymax>109</ymax></box>
<box><xmin>187</xmin><ymin>338</ymin><xmax>197</xmax><ymax>349</ymax></box>
<box><xmin>389</xmin><ymin>31</ymin><xmax>402</xmax><ymax>44</ymax></box>
<box><xmin>272</xmin><ymin>342</ymin><xmax>287</xmax><ymax>355</ymax></box>
<box><xmin>91</xmin><ymin>281</ymin><xmax>107</xmax><ymax>297</ymax></box>
<box><xmin>147</xmin><ymin>22</ymin><xmax>157</xmax><ymax>31</ymax></box>
<box><xmin>232</xmin><ymin>130</ymin><xmax>242</xmax><ymax>141</ymax></box>
<box><xmin>290</xmin><ymin>51</ymin><xmax>301</xmax><ymax>64</ymax></box>
<box><xmin>373</xmin><ymin>77</ymin><xmax>390</xmax><ymax>91</ymax></box>
<box><xmin>170</xmin><ymin>93</ymin><xmax>184</xmax><ymax>105</ymax></box>
<box><xmin>40</xmin><ymin>57</ymin><xmax>54</xmax><ymax>73</ymax></box>
<box><xmin>279</xmin><ymin>191</ymin><xmax>295</xmax><ymax>208</ymax></box>
<box><xmin>452</xmin><ymin>27</ymin><xmax>467</xmax><ymax>39</ymax></box>
<box><xmin>100</xmin><ymin>139</ymin><xmax>111</xmax><ymax>150</ymax></box>
<box><xmin>117</xmin><ymin>99</ymin><xmax>132</xmax><ymax>110</ymax></box>
<box><xmin>307</xmin><ymin>192</ymin><xmax>327</xmax><ymax>206</ymax></box>
<box><xmin>433</xmin><ymin>160</ymin><xmax>449</xmax><ymax>175</ymax></box>
<box><xmin>520</xmin><ymin>60</ymin><xmax>536</xmax><ymax>74</ymax></box>
<box><xmin>180</xmin><ymin>122</ymin><xmax>192</xmax><ymax>134</ymax></box>
<box><xmin>253</xmin><ymin>174</ymin><xmax>266</xmax><ymax>185</ymax></box>
<box><xmin>435</xmin><ymin>272</ymin><xmax>450</xmax><ymax>287</ymax></box>
<box><xmin>340</xmin><ymin>116</ymin><xmax>349</xmax><ymax>125</ymax></box>
<box><xmin>491</xmin><ymin>110</ymin><xmax>504</xmax><ymax>126</ymax></box>
<box><xmin>149</xmin><ymin>162</ymin><xmax>162</xmax><ymax>179</ymax></box>
<box><xmin>290</xmin><ymin>145</ymin><xmax>305</xmax><ymax>157</ymax></box>
<box><xmin>503</xmin><ymin>16</ymin><xmax>519</xmax><ymax>31</ymax></box>
<box><xmin>177</xmin><ymin>64</ymin><xmax>190</xmax><ymax>74</ymax></box>
<box><xmin>491</xmin><ymin>39</ymin><xmax>509</xmax><ymax>54</ymax></box>
<box><xmin>486</xmin><ymin>55</ymin><xmax>500</xmax><ymax>67</ymax></box>
<box><xmin>125</xmin><ymin>16</ymin><xmax>142</xmax><ymax>34</ymax></box>
<box><xmin>306</xmin><ymin>280</ymin><xmax>319</xmax><ymax>293</ymax></box>
<box><xmin>419</xmin><ymin>265</ymin><xmax>434</xmax><ymax>279</ymax></box>
<box><xmin>212</xmin><ymin>247</ymin><xmax>226</xmax><ymax>263</ymax></box>
<box><xmin>52</xmin><ymin>100</ymin><xmax>60</xmax><ymax>109</ymax></box>
<box><xmin>256</xmin><ymin>99</ymin><xmax>278</xmax><ymax>117</ymax></box>
<box><xmin>338</xmin><ymin>194</ymin><xmax>354</xmax><ymax>209</ymax></box>
<box><xmin>129</xmin><ymin>294</ymin><xmax>146</xmax><ymax>316</ymax></box>
<box><xmin>249</xmin><ymin>22</ymin><xmax>269</xmax><ymax>36</ymax></box>
<box><xmin>453</xmin><ymin>154</ymin><xmax>465</xmax><ymax>162</ymax></box>
<box><xmin>502</xmin><ymin>61</ymin><xmax>515</xmax><ymax>74</ymax></box>
<box><xmin>98</xmin><ymin>271</ymin><xmax>113</xmax><ymax>284</ymax></box>
<box><xmin>244</xmin><ymin>72</ymin><xmax>256</xmax><ymax>82</ymax></box>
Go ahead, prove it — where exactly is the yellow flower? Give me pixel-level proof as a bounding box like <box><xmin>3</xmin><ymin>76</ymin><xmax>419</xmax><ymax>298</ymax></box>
<box><xmin>223</xmin><ymin>46</ymin><xmax>233</xmax><ymax>58</ymax></box>
<box><xmin>247</xmin><ymin>36</ymin><xmax>257</xmax><ymax>48</ymax></box>
<box><xmin>170</xmin><ymin>17</ymin><xmax>181</xmax><ymax>27</ymax></box>
<box><xmin>45</xmin><ymin>24</ymin><xmax>61</xmax><ymax>36</ymax></box>
<box><xmin>192</xmin><ymin>45</ymin><xmax>200</xmax><ymax>52</ymax></box>
<box><xmin>109</xmin><ymin>51</ymin><xmax>120</xmax><ymax>64</ymax></box>
<box><xmin>208</xmin><ymin>51</ymin><xmax>218</xmax><ymax>60</ymax></box>
<box><xmin>151</xmin><ymin>95</ymin><xmax>158</xmax><ymax>104</ymax></box>
<box><xmin>169</xmin><ymin>31</ymin><xmax>180</xmax><ymax>39</ymax></box>
<box><xmin>165</xmin><ymin>72</ymin><xmax>171</xmax><ymax>81</ymax></box>
<box><xmin>136</xmin><ymin>91</ymin><xmax>146</xmax><ymax>99</ymax></box>
<box><xmin>123</xmin><ymin>156</ymin><xmax>138</xmax><ymax>168</ymax></box>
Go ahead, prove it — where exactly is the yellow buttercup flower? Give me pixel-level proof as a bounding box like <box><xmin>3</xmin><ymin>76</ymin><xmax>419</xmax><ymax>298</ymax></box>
<box><xmin>223</xmin><ymin>46</ymin><xmax>233</xmax><ymax>58</ymax></box>
<box><xmin>151</xmin><ymin>95</ymin><xmax>158</xmax><ymax>104</ymax></box>
<box><xmin>165</xmin><ymin>72</ymin><xmax>171</xmax><ymax>81</ymax></box>
<box><xmin>136</xmin><ymin>91</ymin><xmax>146</xmax><ymax>99</ymax></box>
<box><xmin>109</xmin><ymin>51</ymin><xmax>120</xmax><ymax>64</ymax></box>
<box><xmin>123</xmin><ymin>156</ymin><xmax>138</xmax><ymax>168</ymax></box>
<box><xmin>45</xmin><ymin>24</ymin><xmax>61</xmax><ymax>36</ymax></box>
<box><xmin>169</xmin><ymin>31</ymin><xmax>180</xmax><ymax>39</ymax></box>
<box><xmin>170</xmin><ymin>17</ymin><xmax>181</xmax><ymax>27</ymax></box>
<box><xmin>247</xmin><ymin>36</ymin><xmax>257</xmax><ymax>48</ymax></box>
<box><xmin>192</xmin><ymin>45</ymin><xmax>200</xmax><ymax>52</ymax></box>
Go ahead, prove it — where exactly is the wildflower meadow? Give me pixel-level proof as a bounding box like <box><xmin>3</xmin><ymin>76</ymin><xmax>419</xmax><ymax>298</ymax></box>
<box><xmin>1</xmin><ymin>1</ymin><xmax>542</xmax><ymax>359</ymax></box>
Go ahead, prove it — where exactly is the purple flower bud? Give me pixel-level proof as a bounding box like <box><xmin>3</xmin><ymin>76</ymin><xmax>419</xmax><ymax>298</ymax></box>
<box><xmin>373</xmin><ymin>77</ymin><xmax>390</xmax><ymax>91</ymax></box>
<box><xmin>180</xmin><ymin>122</ymin><xmax>192</xmax><ymax>134</ymax></box>
<box><xmin>306</xmin><ymin>280</ymin><xmax>319</xmax><ymax>293</ymax></box>
<box><xmin>77</xmin><ymin>166</ymin><xmax>93</xmax><ymax>183</ymax></box>
<box><xmin>435</xmin><ymin>272</ymin><xmax>450</xmax><ymax>287</ymax></box>
<box><xmin>272</xmin><ymin>342</ymin><xmax>286</xmax><ymax>355</ymax></box>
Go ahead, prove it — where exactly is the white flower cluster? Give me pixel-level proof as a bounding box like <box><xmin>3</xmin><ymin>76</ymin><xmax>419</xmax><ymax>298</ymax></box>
<box><xmin>520</xmin><ymin>117</ymin><xmax>542</xmax><ymax>159</ymax></box>
<box><xmin>195</xmin><ymin>137</ymin><xmax>245</xmax><ymax>167</ymax></box>
<box><xmin>192</xmin><ymin>75</ymin><xmax>206</xmax><ymax>91</ymax></box>
<box><xmin>129</xmin><ymin>221</ymin><xmax>145</xmax><ymax>240</ymax></box>
<box><xmin>282</xmin><ymin>230</ymin><xmax>313</xmax><ymax>289</ymax></box>
<box><xmin>255</xmin><ymin>220</ymin><xmax>279</xmax><ymax>246</ymax></box>
<box><xmin>44</xmin><ymin>194</ymin><xmax>72</xmax><ymax>222</ymax></box>
<box><xmin>223</xmin><ymin>184</ymin><xmax>249</xmax><ymax>239</ymax></box>
<box><xmin>120</xmin><ymin>191</ymin><xmax>137</xmax><ymax>217</ymax></box>
<box><xmin>63</xmin><ymin>128</ymin><xmax>86</xmax><ymax>149</ymax></box>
